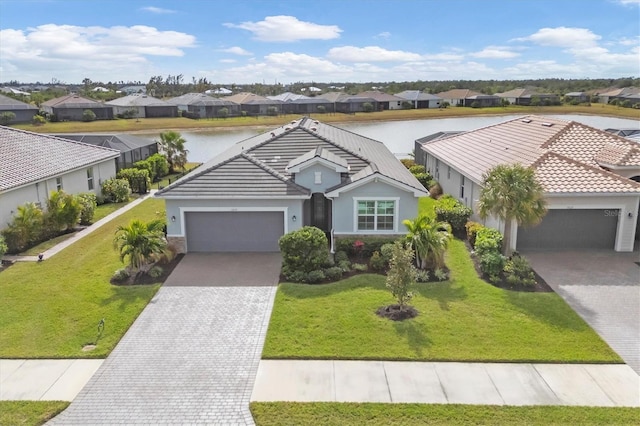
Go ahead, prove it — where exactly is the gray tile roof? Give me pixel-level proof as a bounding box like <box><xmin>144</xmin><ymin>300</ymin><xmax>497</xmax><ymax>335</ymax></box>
<box><xmin>49</xmin><ymin>134</ymin><xmax>156</xmax><ymax>152</ymax></box>
<box><xmin>287</xmin><ymin>147</ymin><xmax>349</xmax><ymax>170</ymax></box>
<box><xmin>42</xmin><ymin>94</ymin><xmax>105</xmax><ymax>108</ymax></box>
<box><xmin>394</xmin><ymin>91</ymin><xmax>442</xmax><ymax>101</ymax></box>
<box><xmin>0</xmin><ymin>94</ymin><xmax>38</xmax><ymax>110</ymax></box>
<box><xmin>0</xmin><ymin>126</ymin><xmax>120</xmax><ymax>192</ymax></box>
<box><xmin>106</xmin><ymin>94</ymin><xmax>175</xmax><ymax>107</ymax></box>
<box><xmin>168</xmin><ymin>93</ymin><xmax>238</xmax><ymax>107</ymax></box>
<box><xmin>157</xmin><ymin>117</ymin><xmax>426</xmax><ymax>198</ymax></box>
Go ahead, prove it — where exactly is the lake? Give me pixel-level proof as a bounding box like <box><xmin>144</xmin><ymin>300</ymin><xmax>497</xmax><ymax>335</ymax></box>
<box><xmin>137</xmin><ymin>114</ymin><xmax>640</xmax><ymax>163</ymax></box>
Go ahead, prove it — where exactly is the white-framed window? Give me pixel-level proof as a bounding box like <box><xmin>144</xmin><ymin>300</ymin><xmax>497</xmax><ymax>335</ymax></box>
<box><xmin>56</xmin><ymin>177</ymin><xmax>63</xmax><ymax>191</ymax></box>
<box><xmin>460</xmin><ymin>175</ymin><xmax>466</xmax><ymax>199</ymax></box>
<box><xmin>87</xmin><ymin>167</ymin><xmax>94</xmax><ymax>190</ymax></box>
<box><xmin>355</xmin><ymin>199</ymin><xmax>397</xmax><ymax>231</ymax></box>
<box><xmin>314</xmin><ymin>171</ymin><xmax>322</xmax><ymax>184</ymax></box>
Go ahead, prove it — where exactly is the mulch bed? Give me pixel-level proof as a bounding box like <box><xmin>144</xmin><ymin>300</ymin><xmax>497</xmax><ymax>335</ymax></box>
<box><xmin>111</xmin><ymin>254</ymin><xmax>184</xmax><ymax>285</ymax></box>
<box><xmin>465</xmin><ymin>241</ymin><xmax>553</xmax><ymax>293</ymax></box>
<box><xmin>376</xmin><ymin>304</ymin><xmax>419</xmax><ymax>321</ymax></box>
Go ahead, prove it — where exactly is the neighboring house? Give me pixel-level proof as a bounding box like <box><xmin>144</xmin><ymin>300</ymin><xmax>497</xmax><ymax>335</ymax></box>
<box><xmin>0</xmin><ymin>94</ymin><xmax>38</xmax><ymax>123</ymax></box>
<box><xmin>155</xmin><ymin>117</ymin><xmax>427</xmax><ymax>253</ymax></box>
<box><xmin>205</xmin><ymin>87</ymin><xmax>233</xmax><ymax>96</ymax></box>
<box><xmin>597</xmin><ymin>87</ymin><xmax>640</xmax><ymax>104</ymax></box>
<box><xmin>50</xmin><ymin>133</ymin><xmax>158</xmax><ymax>171</ymax></box>
<box><xmin>0</xmin><ymin>126</ymin><xmax>119</xmax><ymax>228</ymax></box>
<box><xmin>394</xmin><ymin>91</ymin><xmax>442</xmax><ymax>109</ymax></box>
<box><xmin>106</xmin><ymin>94</ymin><xmax>178</xmax><ymax>118</ymax></box>
<box><xmin>168</xmin><ymin>93</ymin><xmax>240</xmax><ymax>118</ymax></box>
<box><xmin>494</xmin><ymin>88</ymin><xmax>560</xmax><ymax>105</ymax></box>
<box><xmin>605</xmin><ymin>128</ymin><xmax>640</xmax><ymax>144</ymax></box>
<box><xmin>268</xmin><ymin>93</ymin><xmax>335</xmax><ymax>114</ymax></box>
<box><xmin>118</xmin><ymin>85</ymin><xmax>147</xmax><ymax>95</ymax></box>
<box><xmin>92</xmin><ymin>86</ymin><xmax>110</xmax><ymax>93</ymax></box>
<box><xmin>464</xmin><ymin>94</ymin><xmax>501</xmax><ymax>107</ymax></box>
<box><xmin>225</xmin><ymin>93</ymin><xmax>283</xmax><ymax>116</ymax></box>
<box><xmin>356</xmin><ymin>91</ymin><xmax>406</xmax><ymax>110</ymax></box>
<box><xmin>564</xmin><ymin>92</ymin><xmax>589</xmax><ymax>103</ymax></box>
<box><xmin>321</xmin><ymin>92</ymin><xmax>379</xmax><ymax>113</ymax></box>
<box><xmin>41</xmin><ymin>95</ymin><xmax>113</xmax><ymax>121</ymax></box>
<box><xmin>416</xmin><ymin>115</ymin><xmax>640</xmax><ymax>252</ymax></box>
<box><xmin>435</xmin><ymin>89</ymin><xmax>484</xmax><ymax>107</ymax></box>
<box><xmin>1</xmin><ymin>87</ymin><xmax>31</xmax><ymax>96</ymax></box>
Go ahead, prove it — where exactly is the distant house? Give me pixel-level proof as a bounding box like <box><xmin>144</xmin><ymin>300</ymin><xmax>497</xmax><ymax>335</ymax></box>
<box><xmin>225</xmin><ymin>93</ymin><xmax>283</xmax><ymax>116</ymax></box>
<box><xmin>106</xmin><ymin>94</ymin><xmax>178</xmax><ymax>118</ymax></box>
<box><xmin>564</xmin><ymin>92</ymin><xmax>589</xmax><ymax>103</ymax></box>
<box><xmin>494</xmin><ymin>88</ymin><xmax>560</xmax><ymax>106</ymax></box>
<box><xmin>1</xmin><ymin>87</ymin><xmax>31</xmax><ymax>96</ymax></box>
<box><xmin>301</xmin><ymin>86</ymin><xmax>322</xmax><ymax>93</ymax></box>
<box><xmin>436</xmin><ymin>89</ymin><xmax>484</xmax><ymax>107</ymax></box>
<box><xmin>605</xmin><ymin>128</ymin><xmax>640</xmax><ymax>144</ymax></box>
<box><xmin>168</xmin><ymin>93</ymin><xmax>240</xmax><ymax>118</ymax></box>
<box><xmin>0</xmin><ymin>94</ymin><xmax>38</xmax><ymax>123</ymax></box>
<box><xmin>394</xmin><ymin>91</ymin><xmax>442</xmax><ymax>109</ymax></box>
<box><xmin>268</xmin><ymin>93</ymin><xmax>335</xmax><ymax>114</ymax></box>
<box><xmin>321</xmin><ymin>92</ymin><xmax>378</xmax><ymax>113</ymax></box>
<box><xmin>118</xmin><ymin>85</ymin><xmax>147</xmax><ymax>95</ymax></box>
<box><xmin>205</xmin><ymin>87</ymin><xmax>233</xmax><ymax>96</ymax></box>
<box><xmin>356</xmin><ymin>91</ymin><xmax>405</xmax><ymax>110</ymax></box>
<box><xmin>50</xmin><ymin>133</ymin><xmax>158</xmax><ymax>171</ymax></box>
<box><xmin>42</xmin><ymin>95</ymin><xmax>114</xmax><ymax>121</ymax></box>
<box><xmin>92</xmin><ymin>86</ymin><xmax>110</xmax><ymax>93</ymax></box>
<box><xmin>597</xmin><ymin>87</ymin><xmax>640</xmax><ymax>104</ymax></box>
<box><xmin>0</xmin><ymin>126</ymin><xmax>119</xmax><ymax>228</ymax></box>
<box><xmin>464</xmin><ymin>94</ymin><xmax>501</xmax><ymax>107</ymax></box>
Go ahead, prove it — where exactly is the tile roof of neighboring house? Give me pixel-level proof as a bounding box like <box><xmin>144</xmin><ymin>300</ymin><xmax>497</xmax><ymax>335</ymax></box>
<box><xmin>435</xmin><ymin>89</ymin><xmax>482</xmax><ymax>99</ymax></box>
<box><xmin>106</xmin><ymin>94</ymin><xmax>175</xmax><ymax>107</ymax></box>
<box><xmin>494</xmin><ymin>88</ymin><xmax>556</xmax><ymax>98</ymax></box>
<box><xmin>356</xmin><ymin>91</ymin><xmax>405</xmax><ymax>102</ymax></box>
<box><xmin>168</xmin><ymin>93</ymin><xmax>237</xmax><ymax>106</ymax></box>
<box><xmin>225</xmin><ymin>92</ymin><xmax>270</xmax><ymax>104</ymax></box>
<box><xmin>598</xmin><ymin>87</ymin><xmax>640</xmax><ymax>97</ymax></box>
<box><xmin>420</xmin><ymin>115</ymin><xmax>640</xmax><ymax>194</ymax></box>
<box><xmin>268</xmin><ymin>92</ymin><xmax>310</xmax><ymax>102</ymax></box>
<box><xmin>416</xmin><ymin>131</ymin><xmax>463</xmax><ymax>144</ymax></box>
<box><xmin>0</xmin><ymin>93</ymin><xmax>38</xmax><ymax>110</ymax></box>
<box><xmin>42</xmin><ymin>94</ymin><xmax>106</xmax><ymax>108</ymax></box>
<box><xmin>49</xmin><ymin>134</ymin><xmax>156</xmax><ymax>152</ymax></box>
<box><xmin>0</xmin><ymin>126</ymin><xmax>119</xmax><ymax>192</ymax></box>
<box><xmin>394</xmin><ymin>90</ymin><xmax>442</xmax><ymax>101</ymax></box>
<box><xmin>157</xmin><ymin>117</ymin><xmax>426</xmax><ymax>198</ymax></box>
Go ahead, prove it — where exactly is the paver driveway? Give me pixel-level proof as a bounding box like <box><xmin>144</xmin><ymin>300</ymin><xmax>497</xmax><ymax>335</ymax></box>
<box><xmin>524</xmin><ymin>250</ymin><xmax>640</xmax><ymax>374</ymax></box>
<box><xmin>50</xmin><ymin>253</ymin><xmax>281</xmax><ymax>425</ymax></box>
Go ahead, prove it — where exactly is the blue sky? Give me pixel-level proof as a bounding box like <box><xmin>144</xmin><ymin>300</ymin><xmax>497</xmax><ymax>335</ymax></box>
<box><xmin>0</xmin><ymin>0</ymin><xmax>638</xmax><ymax>84</ymax></box>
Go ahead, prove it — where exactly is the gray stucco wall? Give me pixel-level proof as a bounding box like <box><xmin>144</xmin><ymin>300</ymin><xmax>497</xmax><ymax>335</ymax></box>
<box><xmin>293</xmin><ymin>163</ymin><xmax>342</xmax><ymax>193</ymax></box>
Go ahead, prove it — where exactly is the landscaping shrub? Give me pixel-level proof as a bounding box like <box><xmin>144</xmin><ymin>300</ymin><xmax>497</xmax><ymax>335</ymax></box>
<box><xmin>409</xmin><ymin>165</ymin><xmax>427</xmax><ymax>175</ymax></box>
<box><xmin>504</xmin><ymin>254</ymin><xmax>537</xmax><ymax>287</ymax></box>
<box><xmin>117</xmin><ymin>168</ymin><xmax>151</xmax><ymax>194</ymax></box>
<box><xmin>3</xmin><ymin>202</ymin><xmax>45</xmax><ymax>253</ymax></box>
<box><xmin>334</xmin><ymin>236</ymin><xmax>399</xmax><ymax>259</ymax></box>
<box><xmin>334</xmin><ymin>251</ymin><xmax>349</xmax><ymax>263</ymax></box>
<box><xmin>400</xmin><ymin>158</ymin><xmax>416</xmax><ymax>169</ymax></box>
<box><xmin>352</xmin><ymin>263</ymin><xmax>368</xmax><ymax>272</ymax></box>
<box><xmin>148</xmin><ymin>265</ymin><xmax>164</xmax><ymax>279</ymax></box>
<box><xmin>43</xmin><ymin>190</ymin><xmax>81</xmax><ymax>236</ymax></box>
<box><xmin>0</xmin><ymin>235</ymin><xmax>7</xmax><ymax>259</ymax></box>
<box><xmin>112</xmin><ymin>268</ymin><xmax>130</xmax><ymax>282</ymax></box>
<box><xmin>285</xmin><ymin>270</ymin><xmax>307</xmax><ymax>283</ymax></box>
<box><xmin>82</xmin><ymin>109</ymin><xmax>96</xmax><ymax>122</ymax></box>
<box><xmin>279</xmin><ymin>226</ymin><xmax>329</xmax><ymax>278</ymax></box>
<box><xmin>480</xmin><ymin>251</ymin><xmax>506</xmax><ymax>283</ymax></box>
<box><xmin>147</xmin><ymin>153</ymin><xmax>170</xmax><ymax>179</ymax></box>
<box><xmin>101</xmin><ymin>178</ymin><xmax>131</xmax><ymax>203</ymax></box>
<box><xmin>433</xmin><ymin>267</ymin><xmax>449</xmax><ymax>281</ymax></box>
<box><xmin>465</xmin><ymin>221</ymin><xmax>484</xmax><ymax>247</ymax></box>
<box><xmin>76</xmin><ymin>193</ymin><xmax>97</xmax><ymax>225</ymax></box>
<box><xmin>415</xmin><ymin>269</ymin><xmax>431</xmax><ymax>283</ymax></box>
<box><xmin>429</xmin><ymin>181</ymin><xmax>443</xmax><ymax>198</ymax></box>
<box><xmin>370</xmin><ymin>251</ymin><xmax>386</xmax><ymax>271</ymax></box>
<box><xmin>380</xmin><ymin>243</ymin><xmax>394</xmax><ymax>266</ymax></box>
<box><xmin>413</xmin><ymin>173</ymin><xmax>433</xmax><ymax>189</ymax></box>
<box><xmin>32</xmin><ymin>115</ymin><xmax>46</xmax><ymax>126</ymax></box>
<box><xmin>324</xmin><ymin>266</ymin><xmax>344</xmax><ymax>281</ymax></box>
<box><xmin>306</xmin><ymin>269</ymin><xmax>326</xmax><ymax>284</ymax></box>
<box><xmin>385</xmin><ymin>241</ymin><xmax>417</xmax><ymax>309</ymax></box>
<box><xmin>474</xmin><ymin>227</ymin><xmax>503</xmax><ymax>257</ymax></box>
<box><xmin>0</xmin><ymin>111</ymin><xmax>16</xmax><ymax>125</ymax></box>
<box><xmin>337</xmin><ymin>260</ymin><xmax>352</xmax><ymax>273</ymax></box>
<box><xmin>435</xmin><ymin>195</ymin><xmax>472</xmax><ymax>237</ymax></box>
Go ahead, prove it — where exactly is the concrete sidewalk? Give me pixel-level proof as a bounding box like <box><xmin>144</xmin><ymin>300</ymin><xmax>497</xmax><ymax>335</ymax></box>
<box><xmin>0</xmin><ymin>359</ymin><xmax>103</xmax><ymax>401</ymax></box>
<box><xmin>3</xmin><ymin>191</ymin><xmax>155</xmax><ymax>263</ymax></box>
<box><xmin>251</xmin><ymin>360</ymin><xmax>640</xmax><ymax>407</ymax></box>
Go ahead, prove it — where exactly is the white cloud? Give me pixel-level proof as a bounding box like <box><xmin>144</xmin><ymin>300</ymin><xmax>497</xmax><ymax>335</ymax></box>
<box><xmin>376</xmin><ymin>32</ymin><xmax>391</xmax><ymax>39</ymax></box>
<box><xmin>218</xmin><ymin>46</ymin><xmax>252</xmax><ymax>56</ymax></box>
<box><xmin>514</xmin><ymin>27</ymin><xmax>600</xmax><ymax>48</ymax></box>
<box><xmin>327</xmin><ymin>46</ymin><xmax>422</xmax><ymax>62</ymax></box>
<box><xmin>422</xmin><ymin>52</ymin><xmax>465</xmax><ymax>61</ymax></box>
<box><xmin>616</xmin><ymin>0</ymin><xmax>640</xmax><ymax>5</ymax></box>
<box><xmin>470</xmin><ymin>46</ymin><xmax>520</xmax><ymax>59</ymax></box>
<box><xmin>223</xmin><ymin>16</ymin><xmax>341</xmax><ymax>42</ymax></box>
<box><xmin>618</xmin><ymin>36</ymin><xmax>640</xmax><ymax>46</ymax></box>
<box><xmin>141</xmin><ymin>6</ymin><xmax>176</xmax><ymax>14</ymax></box>
<box><xmin>219</xmin><ymin>59</ymin><xmax>237</xmax><ymax>63</ymax></box>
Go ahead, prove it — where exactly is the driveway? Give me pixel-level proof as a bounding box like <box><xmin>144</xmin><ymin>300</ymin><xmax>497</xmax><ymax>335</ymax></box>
<box><xmin>523</xmin><ymin>250</ymin><xmax>640</xmax><ymax>374</ymax></box>
<box><xmin>50</xmin><ymin>253</ymin><xmax>281</xmax><ymax>425</ymax></box>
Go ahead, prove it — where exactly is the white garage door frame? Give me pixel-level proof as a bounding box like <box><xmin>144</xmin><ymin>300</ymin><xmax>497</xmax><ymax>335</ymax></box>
<box><xmin>176</xmin><ymin>206</ymin><xmax>289</xmax><ymax>252</ymax></box>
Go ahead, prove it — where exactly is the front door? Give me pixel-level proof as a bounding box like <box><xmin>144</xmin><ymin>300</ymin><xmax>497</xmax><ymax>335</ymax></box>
<box><xmin>310</xmin><ymin>193</ymin><xmax>331</xmax><ymax>232</ymax></box>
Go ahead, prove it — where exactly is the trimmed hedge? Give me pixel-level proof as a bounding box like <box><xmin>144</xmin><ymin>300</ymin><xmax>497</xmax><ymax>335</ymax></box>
<box><xmin>334</xmin><ymin>236</ymin><xmax>401</xmax><ymax>259</ymax></box>
<box><xmin>435</xmin><ymin>195</ymin><xmax>472</xmax><ymax>237</ymax></box>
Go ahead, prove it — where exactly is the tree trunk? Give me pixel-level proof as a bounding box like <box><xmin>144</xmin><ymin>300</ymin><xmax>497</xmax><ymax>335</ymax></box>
<box><xmin>503</xmin><ymin>217</ymin><xmax>513</xmax><ymax>256</ymax></box>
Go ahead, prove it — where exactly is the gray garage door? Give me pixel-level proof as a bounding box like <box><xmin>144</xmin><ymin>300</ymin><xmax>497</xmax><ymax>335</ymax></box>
<box><xmin>517</xmin><ymin>209</ymin><xmax>618</xmax><ymax>250</ymax></box>
<box><xmin>185</xmin><ymin>211</ymin><xmax>284</xmax><ymax>252</ymax></box>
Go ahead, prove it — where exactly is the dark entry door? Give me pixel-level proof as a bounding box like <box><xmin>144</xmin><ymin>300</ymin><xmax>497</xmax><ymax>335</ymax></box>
<box><xmin>310</xmin><ymin>193</ymin><xmax>332</xmax><ymax>232</ymax></box>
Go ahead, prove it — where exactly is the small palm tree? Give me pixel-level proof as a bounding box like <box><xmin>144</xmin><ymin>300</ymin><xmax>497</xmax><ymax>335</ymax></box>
<box><xmin>478</xmin><ymin>163</ymin><xmax>547</xmax><ymax>255</ymax></box>
<box><xmin>10</xmin><ymin>202</ymin><xmax>44</xmax><ymax>249</ymax></box>
<box><xmin>113</xmin><ymin>219</ymin><xmax>167</xmax><ymax>278</ymax></box>
<box><xmin>157</xmin><ymin>131</ymin><xmax>189</xmax><ymax>173</ymax></box>
<box><xmin>403</xmin><ymin>215</ymin><xmax>452</xmax><ymax>270</ymax></box>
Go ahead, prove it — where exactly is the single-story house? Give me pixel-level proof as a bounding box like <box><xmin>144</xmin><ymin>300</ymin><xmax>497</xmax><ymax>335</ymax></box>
<box><xmin>0</xmin><ymin>126</ymin><xmax>119</xmax><ymax>228</ymax></box>
<box><xmin>0</xmin><ymin>94</ymin><xmax>38</xmax><ymax>123</ymax></box>
<box><xmin>356</xmin><ymin>91</ymin><xmax>405</xmax><ymax>110</ymax></box>
<box><xmin>118</xmin><ymin>85</ymin><xmax>147</xmax><ymax>95</ymax></box>
<box><xmin>168</xmin><ymin>93</ymin><xmax>240</xmax><ymax>118</ymax></box>
<box><xmin>494</xmin><ymin>88</ymin><xmax>560</xmax><ymax>106</ymax></box>
<box><xmin>106</xmin><ymin>94</ymin><xmax>178</xmax><ymax>118</ymax></box>
<box><xmin>564</xmin><ymin>92</ymin><xmax>589</xmax><ymax>103</ymax></box>
<box><xmin>50</xmin><ymin>133</ymin><xmax>158</xmax><ymax>171</ymax></box>
<box><xmin>225</xmin><ymin>93</ymin><xmax>283</xmax><ymax>116</ymax></box>
<box><xmin>321</xmin><ymin>92</ymin><xmax>379</xmax><ymax>113</ymax></box>
<box><xmin>156</xmin><ymin>117</ymin><xmax>428</xmax><ymax>253</ymax></box>
<box><xmin>269</xmin><ymin>93</ymin><xmax>335</xmax><ymax>114</ymax></box>
<box><xmin>394</xmin><ymin>91</ymin><xmax>442</xmax><ymax>109</ymax></box>
<box><xmin>597</xmin><ymin>87</ymin><xmax>640</xmax><ymax>104</ymax></box>
<box><xmin>205</xmin><ymin>87</ymin><xmax>233</xmax><ymax>96</ymax></box>
<box><xmin>464</xmin><ymin>95</ymin><xmax>502</xmax><ymax>107</ymax></box>
<box><xmin>436</xmin><ymin>89</ymin><xmax>489</xmax><ymax>107</ymax></box>
<box><xmin>416</xmin><ymin>115</ymin><xmax>640</xmax><ymax>252</ymax></box>
<box><xmin>41</xmin><ymin>95</ymin><xmax>114</xmax><ymax>121</ymax></box>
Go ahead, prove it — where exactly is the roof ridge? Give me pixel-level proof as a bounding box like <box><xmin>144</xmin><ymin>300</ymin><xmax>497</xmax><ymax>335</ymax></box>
<box><xmin>539</xmin><ymin>119</ymin><xmax>574</xmax><ymax>149</ymax></box>
<box><xmin>298</xmin><ymin>124</ymin><xmax>372</xmax><ymax>163</ymax></box>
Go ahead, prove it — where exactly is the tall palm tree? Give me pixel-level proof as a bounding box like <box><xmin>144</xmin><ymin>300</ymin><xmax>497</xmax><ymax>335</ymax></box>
<box><xmin>157</xmin><ymin>131</ymin><xmax>189</xmax><ymax>173</ymax></box>
<box><xmin>113</xmin><ymin>219</ymin><xmax>167</xmax><ymax>277</ymax></box>
<box><xmin>403</xmin><ymin>215</ymin><xmax>452</xmax><ymax>270</ymax></box>
<box><xmin>478</xmin><ymin>163</ymin><xmax>547</xmax><ymax>255</ymax></box>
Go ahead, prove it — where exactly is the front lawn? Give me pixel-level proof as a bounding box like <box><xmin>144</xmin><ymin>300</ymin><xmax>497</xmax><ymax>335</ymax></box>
<box><xmin>0</xmin><ymin>401</ymin><xmax>69</xmax><ymax>426</ymax></box>
<box><xmin>263</xmin><ymin>238</ymin><xmax>620</xmax><ymax>363</ymax></box>
<box><xmin>0</xmin><ymin>198</ymin><xmax>164</xmax><ymax>358</ymax></box>
<box><xmin>250</xmin><ymin>403</ymin><xmax>640</xmax><ymax>426</ymax></box>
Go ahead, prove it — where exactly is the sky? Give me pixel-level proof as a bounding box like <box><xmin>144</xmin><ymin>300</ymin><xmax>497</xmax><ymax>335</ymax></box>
<box><xmin>0</xmin><ymin>0</ymin><xmax>639</xmax><ymax>85</ymax></box>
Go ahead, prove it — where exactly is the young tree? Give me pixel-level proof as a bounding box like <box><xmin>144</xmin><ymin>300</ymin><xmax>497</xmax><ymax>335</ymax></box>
<box><xmin>403</xmin><ymin>215</ymin><xmax>452</xmax><ymax>270</ymax></box>
<box><xmin>478</xmin><ymin>164</ymin><xmax>547</xmax><ymax>255</ymax></box>
<box><xmin>385</xmin><ymin>241</ymin><xmax>417</xmax><ymax>311</ymax></box>
<box><xmin>157</xmin><ymin>131</ymin><xmax>189</xmax><ymax>173</ymax></box>
<box><xmin>113</xmin><ymin>219</ymin><xmax>167</xmax><ymax>278</ymax></box>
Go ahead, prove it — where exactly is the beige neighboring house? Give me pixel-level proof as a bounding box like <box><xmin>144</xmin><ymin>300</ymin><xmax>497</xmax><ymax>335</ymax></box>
<box><xmin>106</xmin><ymin>94</ymin><xmax>178</xmax><ymax>118</ymax></box>
<box><xmin>415</xmin><ymin>115</ymin><xmax>640</xmax><ymax>252</ymax></box>
<box><xmin>597</xmin><ymin>87</ymin><xmax>640</xmax><ymax>104</ymax></box>
<box><xmin>436</xmin><ymin>89</ymin><xmax>483</xmax><ymax>107</ymax></box>
<box><xmin>356</xmin><ymin>91</ymin><xmax>406</xmax><ymax>110</ymax></box>
<box><xmin>494</xmin><ymin>88</ymin><xmax>560</xmax><ymax>105</ymax></box>
<box><xmin>0</xmin><ymin>126</ymin><xmax>119</xmax><ymax>228</ymax></box>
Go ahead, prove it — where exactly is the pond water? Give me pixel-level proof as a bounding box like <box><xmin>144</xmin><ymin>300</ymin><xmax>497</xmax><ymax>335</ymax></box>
<box><xmin>137</xmin><ymin>114</ymin><xmax>639</xmax><ymax>163</ymax></box>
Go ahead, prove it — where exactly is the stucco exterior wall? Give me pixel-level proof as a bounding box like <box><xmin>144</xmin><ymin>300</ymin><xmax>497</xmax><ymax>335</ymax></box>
<box><xmin>293</xmin><ymin>163</ymin><xmax>342</xmax><ymax>193</ymax></box>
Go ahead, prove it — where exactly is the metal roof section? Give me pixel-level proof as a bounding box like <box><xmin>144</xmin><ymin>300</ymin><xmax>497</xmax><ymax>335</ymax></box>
<box><xmin>0</xmin><ymin>94</ymin><xmax>38</xmax><ymax>110</ymax></box>
<box><xmin>49</xmin><ymin>133</ymin><xmax>156</xmax><ymax>151</ymax></box>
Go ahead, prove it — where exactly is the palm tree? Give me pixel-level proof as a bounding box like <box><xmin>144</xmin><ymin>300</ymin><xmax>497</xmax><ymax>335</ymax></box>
<box><xmin>403</xmin><ymin>215</ymin><xmax>452</xmax><ymax>270</ymax></box>
<box><xmin>9</xmin><ymin>202</ymin><xmax>44</xmax><ymax>249</ymax></box>
<box><xmin>113</xmin><ymin>219</ymin><xmax>167</xmax><ymax>278</ymax></box>
<box><xmin>477</xmin><ymin>163</ymin><xmax>547</xmax><ymax>255</ymax></box>
<box><xmin>157</xmin><ymin>131</ymin><xmax>189</xmax><ymax>173</ymax></box>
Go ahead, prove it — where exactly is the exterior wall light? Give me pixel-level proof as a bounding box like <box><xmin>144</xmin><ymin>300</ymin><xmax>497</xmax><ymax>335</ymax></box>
<box><xmin>171</xmin><ymin>215</ymin><xmax>176</xmax><ymax>222</ymax></box>
<box><xmin>292</xmin><ymin>215</ymin><xmax>297</xmax><ymax>222</ymax></box>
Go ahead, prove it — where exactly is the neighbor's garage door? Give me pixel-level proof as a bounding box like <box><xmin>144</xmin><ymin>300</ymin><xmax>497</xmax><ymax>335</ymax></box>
<box><xmin>185</xmin><ymin>211</ymin><xmax>284</xmax><ymax>252</ymax></box>
<box><xmin>517</xmin><ymin>209</ymin><xmax>618</xmax><ymax>250</ymax></box>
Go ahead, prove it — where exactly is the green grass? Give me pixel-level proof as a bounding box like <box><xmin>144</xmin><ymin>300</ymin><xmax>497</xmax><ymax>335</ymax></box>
<box><xmin>250</xmin><ymin>402</ymin><xmax>640</xmax><ymax>426</ymax></box>
<box><xmin>0</xmin><ymin>401</ymin><xmax>69</xmax><ymax>426</ymax></box>
<box><xmin>20</xmin><ymin>232</ymin><xmax>77</xmax><ymax>256</ymax></box>
<box><xmin>155</xmin><ymin>162</ymin><xmax>201</xmax><ymax>189</ymax></box>
<box><xmin>0</xmin><ymin>198</ymin><xmax>164</xmax><ymax>358</ymax></box>
<box><xmin>92</xmin><ymin>200</ymin><xmax>132</xmax><ymax>222</ymax></box>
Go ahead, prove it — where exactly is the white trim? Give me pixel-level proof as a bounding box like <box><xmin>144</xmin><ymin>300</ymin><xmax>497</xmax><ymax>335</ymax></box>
<box><xmin>325</xmin><ymin>173</ymin><xmax>426</xmax><ymax>197</ymax></box>
<box><xmin>353</xmin><ymin>197</ymin><xmax>400</xmax><ymax>233</ymax></box>
<box><xmin>157</xmin><ymin>195</ymin><xmax>310</xmax><ymax>200</ymax></box>
<box><xmin>287</xmin><ymin>157</ymin><xmax>348</xmax><ymax>173</ymax></box>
